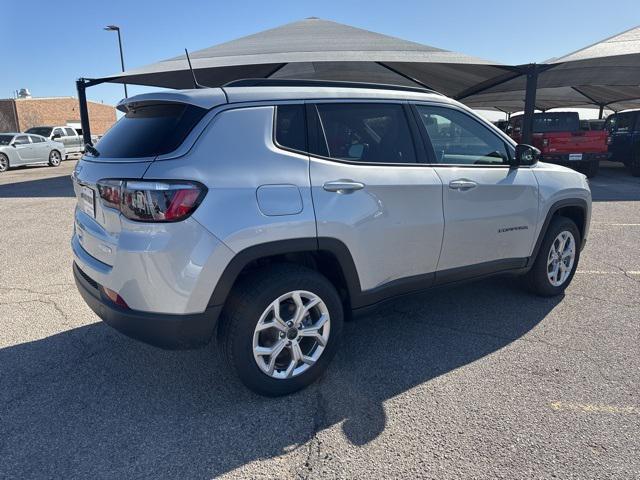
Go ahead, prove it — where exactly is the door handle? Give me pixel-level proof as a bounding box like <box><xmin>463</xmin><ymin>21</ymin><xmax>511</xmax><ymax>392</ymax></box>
<box><xmin>323</xmin><ymin>180</ymin><xmax>365</xmax><ymax>194</ymax></box>
<box><xmin>449</xmin><ymin>179</ymin><xmax>478</xmax><ymax>191</ymax></box>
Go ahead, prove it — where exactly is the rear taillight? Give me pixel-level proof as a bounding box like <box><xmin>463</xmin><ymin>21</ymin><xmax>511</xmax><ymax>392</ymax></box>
<box><xmin>97</xmin><ymin>179</ymin><xmax>206</xmax><ymax>222</ymax></box>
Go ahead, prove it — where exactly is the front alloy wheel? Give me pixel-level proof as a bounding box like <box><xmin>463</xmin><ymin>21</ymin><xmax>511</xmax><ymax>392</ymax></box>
<box><xmin>546</xmin><ymin>231</ymin><xmax>576</xmax><ymax>287</ymax></box>
<box><xmin>253</xmin><ymin>290</ymin><xmax>331</xmax><ymax>379</ymax></box>
<box><xmin>524</xmin><ymin>216</ymin><xmax>581</xmax><ymax>296</ymax></box>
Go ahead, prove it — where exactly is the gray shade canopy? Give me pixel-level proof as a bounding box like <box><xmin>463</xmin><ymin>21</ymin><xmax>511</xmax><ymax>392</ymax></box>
<box><xmin>98</xmin><ymin>17</ymin><xmax>515</xmax><ymax>98</ymax></box>
<box><xmin>461</xmin><ymin>26</ymin><xmax>640</xmax><ymax>112</ymax></box>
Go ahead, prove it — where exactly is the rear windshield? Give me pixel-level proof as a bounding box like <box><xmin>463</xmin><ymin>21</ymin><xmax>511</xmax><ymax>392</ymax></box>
<box><xmin>532</xmin><ymin>113</ymin><xmax>579</xmax><ymax>133</ymax></box>
<box><xmin>605</xmin><ymin>112</ymin><xmax>638</xmax><ymax>133</ymax></box>
<box><xmin>93</xmin><ymin>103</ymin><xmax>207</xmax><ymax>159</ymax></box>
<box><xmin>0</xmin><ymin>135</ymin><xmax>14</xmax><ymax>145</ymax></box>
<box><xmin>25</xmin><ymin>127</ymin><xmax>52</xmax><ymax>137</ymax></box>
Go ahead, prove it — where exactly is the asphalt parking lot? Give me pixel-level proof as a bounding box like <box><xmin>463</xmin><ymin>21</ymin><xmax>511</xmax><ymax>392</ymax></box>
<box><xmin>1</xmin><ymin>160</ymin><xmax>638</xmax><ymax>479</ymax></box>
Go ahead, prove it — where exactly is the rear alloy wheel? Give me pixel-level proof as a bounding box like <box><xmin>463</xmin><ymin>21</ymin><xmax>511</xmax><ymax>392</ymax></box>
<box><xmin>0</xmin><ymin>153</ymin><xmax>8</xmax><ymax>172</ymax></box>
<box><xmin>252</xmin><ymin>290</ymin><xmax>331</xmax><ymax>380</ymax></box>
<box><xmin>48</xmin><ymin>150</ymin><xmax>62</xmax><ymax>167</ymax></box>
<box><xmin>218</xmin><ymin>264</ymin><xmax>343</xmax><ymax>396</ymax></box>
<box><xmin>525</xmin><ymin>216</ymin><xmax>581</xmax><ymax>296</ymax></box>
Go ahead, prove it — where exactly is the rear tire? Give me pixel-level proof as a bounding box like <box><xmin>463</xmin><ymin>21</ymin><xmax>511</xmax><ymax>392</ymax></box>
<box><xmin>581</xmin><ymin>160</ymin><xmax>600</xmax><ymax>178</ymax></box>
<box><xmin>218</xmin><ymin>263</ymin><xmax>344</xmax><ymax>396</ymax></box>
<box><xmin>48</xmin><ymin>150</ymin><xmax>62</xmax><ymax>167</ymax></box>
<box><xmin>525</xmin><ymin>216</ymin><xmax>581</xmax><ymax>297</ymax></box>
<box><xmin>0</xmin><ymin>153</ymin><xmax>8</xmax><ymax>172</ymax></box>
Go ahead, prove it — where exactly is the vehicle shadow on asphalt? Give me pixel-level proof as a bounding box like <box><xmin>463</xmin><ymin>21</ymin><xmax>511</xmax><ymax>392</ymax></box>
<box><xmin>0</xmin><ymin>277</ymin><xmax>561</xmax><ymax>478</ymax></box>
<box><xmin>0</xmin><ymin>174</ymin><xmax>75</xmax><ymax>198</ymax></box>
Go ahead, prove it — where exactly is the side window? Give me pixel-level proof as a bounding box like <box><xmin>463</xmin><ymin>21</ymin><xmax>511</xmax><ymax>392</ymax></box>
<box><xmin>53</xmin><ymin>128</ymin><xmax>64</xmax><ymax>137</ymax></box>
<box><xmin>29</xmin><ymin>135</ymin><xmax>44</xmax><ymax>143</ymax></box>
<box><xmin>416</xmin><ymin>105</ymin><xmax>510</xmax><ymax>165</ymax></box>
<box><xmin>275</xmin><ymin>105</ymin><xmax>307</xmax><ymax>152</ymax></box>
<box><xmin>314</xmin><ymin>103</ymin><xmax>417</xmax><ymax>164</ymax></box>
<box><xmin>65</xmin><ymin>127</ymin><xmax>77</xmax><ymax>137</ymax></box>
<box><xmin>14</xmin><ymin>135</ymin><xmax>30</xmax><ymax>145</ymax></box>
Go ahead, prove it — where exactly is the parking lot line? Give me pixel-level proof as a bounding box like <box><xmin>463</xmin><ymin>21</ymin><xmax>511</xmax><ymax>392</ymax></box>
<box><xmin>550</xmin><ymin>402</ymin><xmax>639</xmax><ymax>415</ymax></box>
<box><xmin>576</xmin><ymin>270</ymin><xmax>640</xmax><ymax>275</ymax></box>
<box><xmin>591</xmin><ymin>222</ymin><xmax>640</xmax><ymax>226</ymax></box>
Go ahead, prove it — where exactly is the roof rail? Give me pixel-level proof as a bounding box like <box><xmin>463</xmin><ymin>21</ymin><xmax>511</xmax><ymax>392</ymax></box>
<box><xmin>223</xmin><ymin>78</ymin><xmax>441</xmax><ymax>95</ymax></box>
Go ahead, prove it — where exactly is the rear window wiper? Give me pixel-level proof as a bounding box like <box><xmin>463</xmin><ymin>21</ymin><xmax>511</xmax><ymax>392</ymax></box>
<box><xmin>85</xmin><ymin>143</ymin><xmax>100</xmax><ymax>157</ymax></box>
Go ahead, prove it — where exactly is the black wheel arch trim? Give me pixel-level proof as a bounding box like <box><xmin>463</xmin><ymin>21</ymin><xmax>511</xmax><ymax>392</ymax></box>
<box><xmin>530</xmin><ymin>198</ymin><xmax>589</xmax><ymax>263</ymax></box>
<box><xmin>208</xmin><ymin>237</ymin><xmax>547</xmax><ymax>312</ymax></box>
<box><xmin>207</xmin><ymin>237</ymin><xmax>363</xmax><ymax>310</ymax></box>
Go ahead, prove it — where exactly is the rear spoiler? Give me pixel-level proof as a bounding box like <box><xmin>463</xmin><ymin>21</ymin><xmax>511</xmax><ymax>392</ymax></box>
<box><xmin>117</xmin><ymin>88</ymin><xmax>228</xmax><ymax>113</ymax></box>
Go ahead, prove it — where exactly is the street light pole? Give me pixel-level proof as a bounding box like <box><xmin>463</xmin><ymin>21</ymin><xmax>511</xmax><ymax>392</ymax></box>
<box><xmin>104</xmin><ymin>25</ymin><xmax>128</xmax><ymax>98</ymax></box>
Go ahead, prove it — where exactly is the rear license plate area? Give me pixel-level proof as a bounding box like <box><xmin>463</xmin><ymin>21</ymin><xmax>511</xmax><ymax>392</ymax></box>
<box><xmin>80</xmin><ymin>185</ymin><xmax>95</xmax><ymax>218</ymax></box>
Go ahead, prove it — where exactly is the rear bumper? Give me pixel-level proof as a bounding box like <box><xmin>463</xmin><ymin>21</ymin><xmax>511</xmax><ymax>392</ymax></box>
<box><xmin>74</xmin><ymin>262</ymin><xmax>221</xmax><ymax>350</ymax></box>
<box><xmin>541</xmin><ymin>152</ymin><xmax>609</xmax><ymax>164</ymax></box>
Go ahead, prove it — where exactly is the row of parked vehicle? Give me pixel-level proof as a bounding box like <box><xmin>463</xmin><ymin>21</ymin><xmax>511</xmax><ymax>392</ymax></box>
<box><xmin>0</xmin><ymin>125</ymin><xmax>97</xmax><ymax>172</ymax></box>
<box><xmin>493</xmin><ymin>110</ymin><xmax>640</xmax><ymax>178</ymax></box>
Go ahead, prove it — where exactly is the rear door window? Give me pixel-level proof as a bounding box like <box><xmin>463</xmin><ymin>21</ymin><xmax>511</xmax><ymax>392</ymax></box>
<box><xmin>275</xmin><ymin>104</ymin><xmax>307</xmax><ymax>152</ymax></box>
<box><xmin>94</xmin><ymin>103</ymin><xmax>207</xmax><ymax>159</ymax></box>
<box><xmin>64</xmin><ymin>127</ymin><xmax>77</xmax><ymax>136</ymax></box>
<box><xmin>312</xmin><ymin>103</ymin><xmax>417</xmax><ymax>164</ymax></box>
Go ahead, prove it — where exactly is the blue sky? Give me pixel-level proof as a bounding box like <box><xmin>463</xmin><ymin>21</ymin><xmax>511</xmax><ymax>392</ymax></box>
<box><xmin>3</xmin><ymin>0</ymin><xmax>638</xmax><ymax>113</ymax></box>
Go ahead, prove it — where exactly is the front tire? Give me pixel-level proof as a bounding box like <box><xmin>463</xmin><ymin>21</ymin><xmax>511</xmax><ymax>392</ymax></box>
<box><xmin>218</xmin><ymin>264</ymin><xmax>344</xmax><ymax>396</ymax></box>
<box><xmin>525</xmin><ymin>216</ymin><xmax>581</xmax><ymax>296</ymax></box>
<box><xmin>48</xmin><ymin>150</ymin><xmax>62</xmax><ymax>167</ymax></box>
<box><xmin>0</xmin><ymin>153</ymin><xmax>8</xmax><ymax>172</ymax></box>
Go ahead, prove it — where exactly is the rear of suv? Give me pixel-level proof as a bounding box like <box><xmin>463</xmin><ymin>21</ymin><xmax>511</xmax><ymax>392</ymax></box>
<box><xmin>72</xmin><ymin>80</ymin><xmax>591</xmax><ymax>396</ymax></box>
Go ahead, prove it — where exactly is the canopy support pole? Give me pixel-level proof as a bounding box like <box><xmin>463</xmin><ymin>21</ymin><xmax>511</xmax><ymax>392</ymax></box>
<box><xmin>76</xmin><ymin>79</ymin><xmax>92</xmax><ymax>146</ymax></box>
<box><xmin>76</xmin><ymin>77</ymin><xmax>107</xmax><ymax>146</ymax></box>
<box><xmin>598</xmin><ymin>105</ymin><xmax>605</xmax><ymax>119</ymax></box>
<box><xmin>522</xmin><ymin>64</ymin><xmax>539</xmax><ymax>145</ymax></box>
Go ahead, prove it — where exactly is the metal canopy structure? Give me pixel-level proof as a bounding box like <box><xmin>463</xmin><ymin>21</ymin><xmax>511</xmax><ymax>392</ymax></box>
<box><xmin>92</xmin><ymin>18</ymin><xmax>514</xmax><ymax>97</ymax></box>
<box><xmin>459</xmin><ymin>25</ymin><xmax>640</xmax><ymax>138</ymax></box>
<box><xmin>77</xmin><ymin>20</ymin><xmax>640</xmax><ymax>145</ymax></box>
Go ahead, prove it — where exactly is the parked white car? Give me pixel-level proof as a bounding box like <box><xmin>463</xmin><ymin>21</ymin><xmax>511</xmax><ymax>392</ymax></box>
<box><xmin>0</xmin><ymin>133</ymin><xmax>65</xmax><ymax>172</ymax></box>
<box><xmin>24</xmin><ymin>126</ymin><xmax>93</xmax><ymax>157</ymax></box>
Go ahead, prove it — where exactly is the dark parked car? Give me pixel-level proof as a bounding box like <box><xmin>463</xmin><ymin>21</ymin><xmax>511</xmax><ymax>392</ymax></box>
<box><xmin>604</xmin><ymin>110</ymin><xmax>640</xmax><ymax>176</ymax></box>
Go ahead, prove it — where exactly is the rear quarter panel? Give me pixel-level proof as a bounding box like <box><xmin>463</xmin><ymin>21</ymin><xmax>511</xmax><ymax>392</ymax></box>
<box><xmin>143</xmin><ymin>104</ymin><xmax>316</xmax><ymax>254</ymax></box>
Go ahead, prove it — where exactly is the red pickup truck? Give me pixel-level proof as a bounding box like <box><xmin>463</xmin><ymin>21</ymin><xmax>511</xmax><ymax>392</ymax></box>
<box><xmin>508</xmin><ymin>112</ymin><xmax>607</xmax><ymax>177</ymax></box>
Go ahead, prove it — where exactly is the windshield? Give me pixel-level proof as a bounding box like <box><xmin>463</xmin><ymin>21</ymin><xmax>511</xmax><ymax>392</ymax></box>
<box><xmin>532</xmin><ymin>113</ymin><xmax>580</xmax><ymax>133</ymax></box>
<box><xmin>0</xmin><ymin>135</ymin><xmax>14</xmax><ymax>146</ymax></box>
<box><xmin>93</xmin><ymin>103</ymin><xmax>207</xmax><ymax>159</ymax></box>
<box><xmin>25</xmin><ymin>127</ymin><xmax>53</xmax><ymax>137</ymax></box>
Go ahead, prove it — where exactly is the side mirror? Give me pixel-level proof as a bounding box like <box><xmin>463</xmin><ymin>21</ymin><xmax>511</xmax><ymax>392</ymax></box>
<box><xmin>52</xmin><ymin>133</ymin><xmax>61</xmax><ymax>139</ymax></box>
<box><xmin>513</xmin><ymin>144</ymin><xmax>540</xmax><ymax>167</ymax></box>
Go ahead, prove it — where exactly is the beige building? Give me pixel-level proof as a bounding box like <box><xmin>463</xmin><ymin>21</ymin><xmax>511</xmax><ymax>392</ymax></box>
<box><xmin>0</xmin><ymin>96</ymin><xmax>116</xmax><ymax>135</ymax></box>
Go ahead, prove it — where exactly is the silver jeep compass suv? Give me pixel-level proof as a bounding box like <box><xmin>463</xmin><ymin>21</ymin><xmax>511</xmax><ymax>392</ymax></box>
<box><xmin>72</xmin><ymin>80</ymin><xmax>591</xmax><ymax>396</ymax></box>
